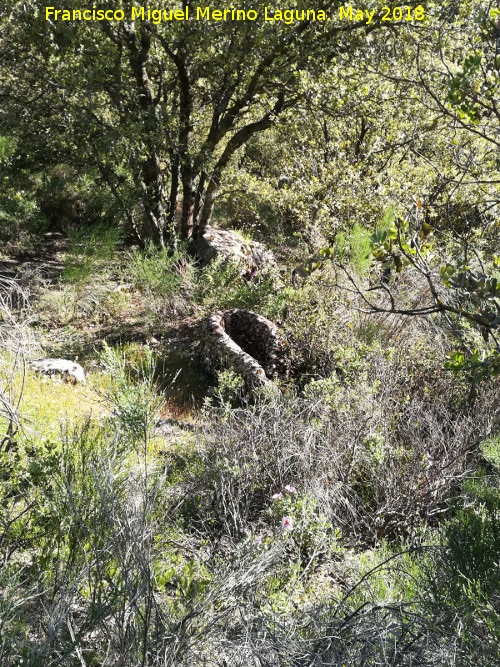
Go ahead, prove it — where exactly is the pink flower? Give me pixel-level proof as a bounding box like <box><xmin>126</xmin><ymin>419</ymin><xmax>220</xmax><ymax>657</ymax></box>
<box><xmin>254</xmin><ymin>535</ymin><xmax>262</xmax><ymax>545</ymax></box>
<box><xmin>281</xmin><ymin>516</ymin><xmax>294</xmax><ymax>531</ymax></box>
<box><xmin>284</xmin><ymin>485</ymin><xmax>296</xmax><ymax>493</ymax></box>
<box><xmin>272</xmin><ymin>492</ymin><xmax>283</xmax><ymax>500</ymax></box>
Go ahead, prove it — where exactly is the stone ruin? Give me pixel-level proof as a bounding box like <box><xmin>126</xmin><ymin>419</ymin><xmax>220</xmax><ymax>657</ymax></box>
<box><xmin>199</xmin><ymin>309</ymin><xmax>286</xmax><ymax>390</ymax></box>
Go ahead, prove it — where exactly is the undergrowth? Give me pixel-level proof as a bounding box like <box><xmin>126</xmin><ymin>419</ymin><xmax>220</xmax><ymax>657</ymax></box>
<box><xmin>1</xmin><ymin>234</ymin><xmax>499</xmax><ymax>666</ymax></box>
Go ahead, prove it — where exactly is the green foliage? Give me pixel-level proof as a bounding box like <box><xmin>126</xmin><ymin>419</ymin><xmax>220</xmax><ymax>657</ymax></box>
<box><xmin>214</xmin><ymin>368</ymin><xmax>245</xmax><ymax>408</ymax></box>
<box><xmin>264</xmin><ymin>489</ymin><xmax>341</xmax><ymax>569</ymax></box>
<box><xmin>35</xmin><ymin>221</ymin><xmax>127</xmax><ymax>325</ymax></box>
<box><xmin>2</xmin><ymin>1</ymin><xmax>500</xmax><ymax>663</ymax></box>
<box><xmin>444</xmin><ymin>348</ymin><xmax>500</xmax><ymax>381</ymax></box>
<box><xmin>0</xmin><ymin>136</ymin><xmax>47</xmax><ymax>253</ymax></box>
<box><xmin>279</xmin><ymin>271</ymin><xmax>371</xmax><ymax>383</ymax></box>
<box><xmin>370</xmin><ymin>214</ymin><xmax>434</xmax><ymax>274</ymax></box>
<box><xmin>334</xmin><ymin>223</ymin><xmax>373</xmax><ymax>275</ymax></box>
<box><xmin>441</xmin><ymin>263</ymin><xmax>500</xmax><ymax>304</ymax></box>
<box><xmin>99</xmin><ymin>343</ymin><xmax>164</xmax><ymax>441</ymax></box>
<box><xmin>127</xmin><ymin>243</ymin><xmax>195</xmax><ymax>298</ymax></box>
<box><xmin>0</xmin><ymin>187</ymin><xmax>48</xmax><ymax>254</ymax></box>
<box><xmin>481</xmin><ymin>434</ymin><xmax>500</xmax><ymax>470</ymax></box>
<box><xmin>127</xmin><ymin>243</ymin><xmax>196</xmax><ymax>321</ymax></box>
<box><xmin>367</xmin><ymin>210</ymin><xmax>500</xmax><ymax>381</ymax></box>
<box><xmin>447</xmin><ymin>51</ymin><xmax>485</xmax><ymax>124</ymax></box>
<box><xmin>62</xmin><ymin>222</ymin><xmax>123</xmax><ymax>284</ymax></box>
<box><xmin>425</xmin><ymin>488</ymin><xmax>500</xmax><ymax>662</ymax></box>
<box><xmin>197</xmin><ymin>257</ymin><xmax>281</xmax><ymax>313</ymax></box>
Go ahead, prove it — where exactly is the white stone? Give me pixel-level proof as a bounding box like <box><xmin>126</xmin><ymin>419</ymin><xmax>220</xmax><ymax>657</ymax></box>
<box><xmin>30</xmin><ymin>358</ymin><xmax>86</xmax><ymax>384</ymax></box>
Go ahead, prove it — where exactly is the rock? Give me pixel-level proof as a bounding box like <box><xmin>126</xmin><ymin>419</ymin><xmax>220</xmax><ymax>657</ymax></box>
<box><xmin>199</xmin><ymin>309</ymin><xmax>286</xmax><ymax>390</ymax></box>
<box><xmin>113</xmin><ymin>283</ymin><xmax>133</xmax><ymax>293</ymax></box>
<box><xmin>30</xmin><ymin>358</ymin><xmax>86</xmax><ymax>384</ymax></box>
<box><xmin>193</xmin><ymin>227</ymin><xmax>275</xmax><ymax>271</ymax></box>
<box><xmin>155</xmin><ymin>418</ymin><xmax>199</xmax><ymax>435</ymax></box>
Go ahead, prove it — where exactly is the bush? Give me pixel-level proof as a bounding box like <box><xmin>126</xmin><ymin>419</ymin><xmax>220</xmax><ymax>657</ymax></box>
<box><xmin>421</xmin><ymin>437</ymin><xmax>500</xmax><ymax>665</ymax></box>
<box><xmin>197</xmin><ymin>256</ymin><xmax>282</xmax><ymax>313</ymax></box>
<box><xmin>334</xmin><ymin>222</ymin><xmax>373</xmax><ymax>276</ymax></box>
<box><xmin>176</xmin><ymin>344</ymin><xmax>498</xmax><ymax>547</ymax></box>
<box><xmin>0</xmin><ymin>278</ymin><xmax>37</xmax><ymax>444</ymax></box>
<box><xmin>62</xmin><ymin>222</ymin><xmax>123</xmax><ymax>284</ymax></box>
<box><xmin>0</xmin><ymin>188</ymin><xmax>48</xmax><ymax>255</ymax></box>
<box><xmin>127</xmin><ymin>243</ymin><xmax>197</xmax><ymax>321</ymax></box>
<box><xmin>99</xmin><ymin>343</ymin><xmax>164</xmax><ymax>442</ymax></box>
<box><xmin>0</xmin><ymin>418</ymin><xmax>171</xmax><ymax>666</ymax></box>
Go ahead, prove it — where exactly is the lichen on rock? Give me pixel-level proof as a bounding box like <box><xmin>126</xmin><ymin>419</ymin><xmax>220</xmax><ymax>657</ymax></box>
<box><xmin>30</xmin><ymin>358</ymin><xmax>86</xmax><ymax>384</ymax></box>
<box><xmin>193</xmin><ymin>227</ymin><xmax>275</xmax><ymax>272</ymax></box>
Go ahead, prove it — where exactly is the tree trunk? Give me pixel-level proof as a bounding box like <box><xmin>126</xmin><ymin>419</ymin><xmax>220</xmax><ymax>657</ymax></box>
<box><xmin>193</xmin><ymin>101</ymin><xmax>285</xmax><ymax>238</ymax></box>
<box><xmin>124</xmin><ymin>25</ymin><xmax>168</xmax><ymax>246</ymax></box>
<box><xmin>198</xmin><ymin>172</ymin><xmax>219</xmax><ymax>235</ymax></box>
<box><xmin>140</xmin><ymin>151</ymin><xmax>166</xmax><ymax>246</ymax></box>
<box><xmin>180</xmin><ymin>168</ymin><xmax>196</xmax><ymax>239</ymax></box>
<box><xmin>166</xmin><ymin>152</ymin><xmax>180</xmax><ymax>232</ymax></box>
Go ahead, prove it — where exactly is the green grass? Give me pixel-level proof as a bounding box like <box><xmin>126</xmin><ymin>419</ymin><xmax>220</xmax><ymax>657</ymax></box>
<box><xmin>334</xmin><ymin>222</ymin><xmax>373</xmax><ymax>275</ymax></box>
<box><xmin>62</xmin><ymin>222</ymin><xmax>123</xmax><ymax>284</ymax></box>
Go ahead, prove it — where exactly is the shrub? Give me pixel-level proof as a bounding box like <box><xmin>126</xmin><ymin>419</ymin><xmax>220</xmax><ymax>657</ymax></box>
<box><xmin>177</xmin><ymin>345</ymin><xmax>498</xmax><ymax>547</ymax></box>
<box><xmin>197</xmin><ymin>256</ymin><xmax>282</xmax><ymax>313</ymax></box>
<box><xmin>99</xmin><ymin>343</ymin><xmax>164</xmax><ymax>442</ymax></box>
<box><xmin>127</xmin><ymin>242</ymin><xmax>197</xmax><ymax>321</ymax></box>
<box><xmin>421</xmin><ymin>438</ymin><xmax>500</xmax><ymax>665</ymax></box>
<box><xmin>334</xmin><ymin>222</ymin><xmax>373</xmax><ymax>276</ymax></box>
<box><xmin>0</xmin><ymin>190</ymin><xmax>48</xmax><ymax>255</ymax></box>
<box><xmin>62</xmin><ymin>222</ymin><xmax>123</xmax><ymax>284</ymax></box>
<box><xmin>0</xmin><ymin>279</ymin><xmax>37</xmax><ymax>444</ymax></box>
<box><xmin>0</xmin><ymin>138</ymin><xmax>49</xmax><ymax>253</ymax></box>
<box><xmin>213</xmin><ymin>368</ymin><xmax>245</xmax><ymax>408</ymax></box>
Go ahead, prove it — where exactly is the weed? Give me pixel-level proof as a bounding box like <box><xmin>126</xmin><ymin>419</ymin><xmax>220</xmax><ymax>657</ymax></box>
<box><xmin>62</xmin><ymin>222</ymin><xmax>123</xmax><ymax>284</ymax></box>
<box><xmin>127</xmin><ymin>243</ymin><xmax>196</xmax><ymax>321</ymax></box>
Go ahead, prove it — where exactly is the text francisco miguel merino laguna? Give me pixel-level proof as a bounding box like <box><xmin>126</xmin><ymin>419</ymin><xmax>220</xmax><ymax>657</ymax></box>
<box><xmin>45</xmin><ymin>6</ymin><xmax>404</xmax><ymax>25</ymax></box>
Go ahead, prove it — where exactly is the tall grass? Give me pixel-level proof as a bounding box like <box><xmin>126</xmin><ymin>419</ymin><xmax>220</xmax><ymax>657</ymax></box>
<box><xmin>62</xmin><ymin>223</ymin><xmax>123</xmax><ymax>284</ymax></box>
<box><xmin>126</xmin><ymin>243</ymin><xmax>197</xmax><ymax>321</ymax></box>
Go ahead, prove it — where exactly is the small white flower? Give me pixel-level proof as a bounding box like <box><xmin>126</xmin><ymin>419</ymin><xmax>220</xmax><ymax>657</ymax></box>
<box><xmin>284</xmin><ymin>485</ymin><xmax>296</xmax><ymax>493</ymax></box>
<box><xmin>272</xmin><ymin>492</ymin><xmax>283</xmax><ymax>500</ymax></box>
<box><xmin>281</xmin><ymin>516</ymin><xmax>294</xmax><ymax>531</ymax></box>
